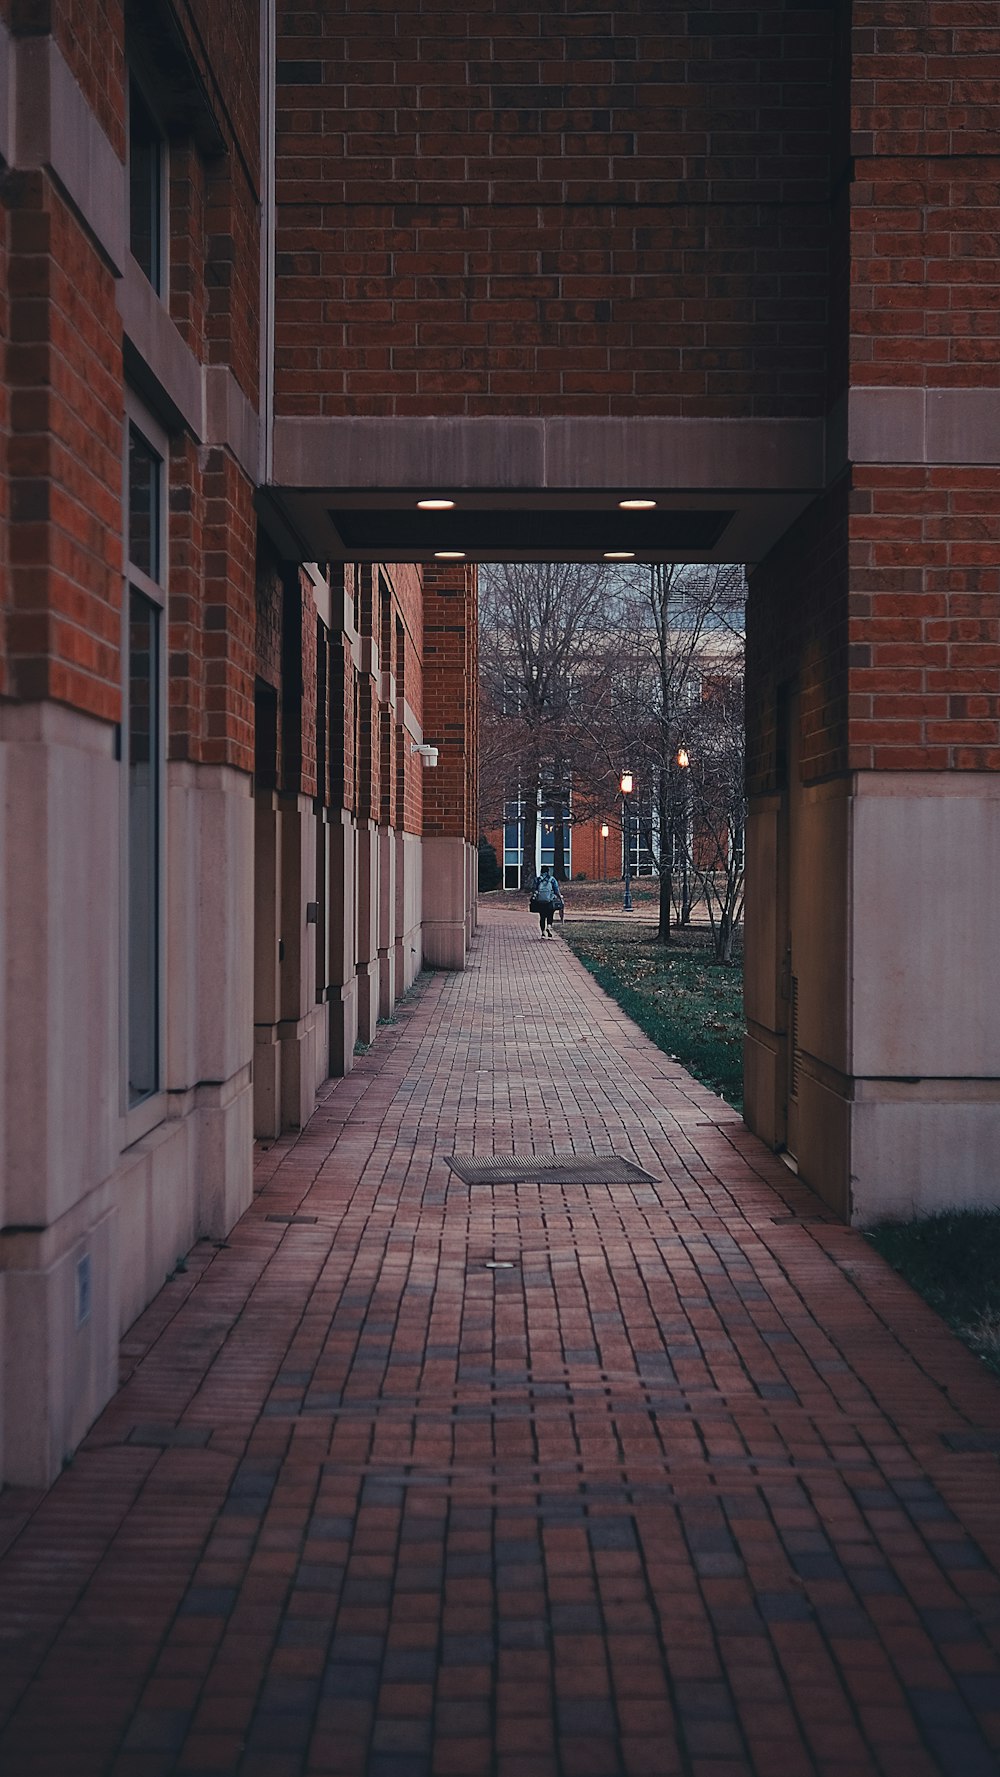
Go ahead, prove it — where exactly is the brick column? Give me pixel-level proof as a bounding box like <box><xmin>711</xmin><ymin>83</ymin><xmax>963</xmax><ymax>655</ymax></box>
<box><xmin>422</xmin><ymin>562</ymin><xmax>477</xmax><ymax>968</ymax></box>
<box><xmin>745</xmin><ymin>5</ymin><xmax>1000</xmax><ymax>1224</ymax></box>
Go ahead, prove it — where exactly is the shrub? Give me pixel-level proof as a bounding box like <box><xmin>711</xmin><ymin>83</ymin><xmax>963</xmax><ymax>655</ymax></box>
<box><xmin>477</xmin><ymin>837</ymin><xmax>502</xmax><ymax>892</ymax></box>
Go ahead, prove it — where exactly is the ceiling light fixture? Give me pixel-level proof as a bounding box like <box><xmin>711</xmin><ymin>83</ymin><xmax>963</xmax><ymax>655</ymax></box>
<box><xmin>604</xmin><ymin>551</ymin><xmax>635</xmax><ymax>560</ymax></box>
<box><xmin>619</xmin><ymin>498</ymin><xmax>657</xmax><ymax>510</ymax></box>
<box><xmin>417</xmin><ymin>498</ymin><xmax>455</xmax><ymax>510</ymax></box>
<box><xmin>434</xmin><ymin>550</ymin><xmax>465</xmax><ymax>560</ymax></box>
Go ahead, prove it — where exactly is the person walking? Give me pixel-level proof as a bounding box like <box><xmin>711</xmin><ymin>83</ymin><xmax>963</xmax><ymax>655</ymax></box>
<box><xmin>531</xmin><ymin>865</ymin><xmax>562</xmax><ymax>938</ymax></box>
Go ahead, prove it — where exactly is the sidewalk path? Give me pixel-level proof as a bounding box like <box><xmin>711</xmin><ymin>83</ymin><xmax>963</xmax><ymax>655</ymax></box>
<box><xmin>2</xmin><ymin>904</ymin><xmax>999</xmax><ymax>1777</ymax></box>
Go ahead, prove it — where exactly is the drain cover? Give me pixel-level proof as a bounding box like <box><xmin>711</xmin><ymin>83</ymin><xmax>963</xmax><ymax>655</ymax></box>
<box><xmin>447</xmin><ymin>1153</ymin><xmax>655</xmax><ymax>1185</ymax></box>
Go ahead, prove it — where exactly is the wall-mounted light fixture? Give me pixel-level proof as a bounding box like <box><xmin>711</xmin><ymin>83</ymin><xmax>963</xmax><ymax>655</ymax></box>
<box><xmin>411</xmin><ymin>742</ymin><xmax>439</xmax><ymax>768</ymax></box>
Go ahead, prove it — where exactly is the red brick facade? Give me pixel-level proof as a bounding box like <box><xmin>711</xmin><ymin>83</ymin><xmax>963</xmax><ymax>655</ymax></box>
<box><xmin>2</xmin><ymin>0</ymin><xmax>1000</xmax><ymax>1495</ymax></box>
<box><xmin>273</xmin><ymin>1</ymin><xmax>837</xmax><ymax>419</ymax></box>
<box><xmin>422</xmin><ymin>562</ymin><xmax>477</xmax><ymax>839</ymax></box>
<box><xmin>6</xmin><ymin>171</ymin><xmax>123</xmax><ymax>720</ymax></box>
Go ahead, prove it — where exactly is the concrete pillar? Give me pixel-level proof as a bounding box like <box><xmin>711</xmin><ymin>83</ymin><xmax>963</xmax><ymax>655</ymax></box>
<box><xmin>0</xmin><ymin>705</ymin><xmax>120</xmax><ymax>1485</ymax></box>
<box><xmin>355</xmin><ymin>818</ymin><xmax>380</xmax><ymax>1043</ymax></box>
<box><xmin>378</xmin><ymin>824</ymin><xmax>397</xmax><ymax>1018</ymax></box>
<box><xmin>278</xmin><ymin>792</ymin><xmax>322</xmax><ymax>1130</ymax></box>
<box><xmin>395</xmin><ymin>829</ymin><xmax>423</xmax><ymax>991</ymax></box>
<box><xmin>253</xmin><ymin>790</ymin><xmax>282</xmax><ymax>1139</ymax></box>
<box><xmin>422</xmin><ymin>836</ymin><xmax>473</xmax><ymax>970</ymax></box>
<box><xmin>166</xmin><ymin>762</ymin><xmax>254</xmax><ymax>1238</ymax></box>
<box><xmin>327</xmin><ymin>808</ymin><xmax>358</xmax><ymax>1073</ymax></box>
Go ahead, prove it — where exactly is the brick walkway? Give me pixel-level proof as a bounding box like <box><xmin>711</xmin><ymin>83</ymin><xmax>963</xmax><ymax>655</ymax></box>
<box><xmin>2</xmin><ymin>904</ymin><xmax>1000</xmax><ymax>1777</ymax></box>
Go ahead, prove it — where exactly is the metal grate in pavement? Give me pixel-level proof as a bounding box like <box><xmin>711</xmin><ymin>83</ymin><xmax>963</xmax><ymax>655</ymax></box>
<box><xmin>446</xmin><ymin>1152</ymin><xmax>656</xmax><ymax>1185</ymax></box>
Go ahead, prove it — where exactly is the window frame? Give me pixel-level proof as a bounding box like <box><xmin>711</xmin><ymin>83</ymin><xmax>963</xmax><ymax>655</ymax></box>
<box><xmin>126</xmin><ymin>70</ymin><xmax>169</xmax><ymax>298</ymax></box>
<box><xmin>121</xmin><ymin>393</ymin><xmax>169</xmax><ymax>1143</ymax></box>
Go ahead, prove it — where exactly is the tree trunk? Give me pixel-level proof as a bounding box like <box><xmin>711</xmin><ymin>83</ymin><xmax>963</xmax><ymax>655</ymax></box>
<box><xmin>657</xmin><ymin>867</ymin><xmax>672</xmax><ymax>942</ymax></box>
<box><xmin>655</xmin><ymin>776</ymin><xmax>671</xmax><ymax>941</ymax></box>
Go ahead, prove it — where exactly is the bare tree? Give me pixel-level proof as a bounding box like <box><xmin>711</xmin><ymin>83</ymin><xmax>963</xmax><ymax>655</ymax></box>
<box><xmin>479</xmin><ymin>562</ymin><xmax>621</xmax><ymax>884</ymax></box>
<box><xmin>597</xmin><ymin>563</ymin><xmax>746</xmax><ymax>940</ymax></box>
<box><xmin>678</xmin><ymin>667</ymin><xmax>747</xmax><ymax>962</ymax></box>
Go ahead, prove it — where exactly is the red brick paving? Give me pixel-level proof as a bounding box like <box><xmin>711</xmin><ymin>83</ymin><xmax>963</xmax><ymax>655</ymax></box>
<box><xmin>1</xmin><ymin>903</ymin><xmax>1000</xmax><ymax>1776</ymax></box>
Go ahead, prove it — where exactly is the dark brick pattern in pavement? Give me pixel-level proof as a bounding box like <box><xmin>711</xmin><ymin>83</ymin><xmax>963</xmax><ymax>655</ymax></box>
<box><xmin>1</xmin><ymin>905</ymin><xmax>999</xmax><ymax>1776</ymax></box>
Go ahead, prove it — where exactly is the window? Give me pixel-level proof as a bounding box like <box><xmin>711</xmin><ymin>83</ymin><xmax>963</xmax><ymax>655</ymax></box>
<box><xmin>127</xmin><ymin>589</ymin><xmax>160</xmax><ymax>1102</ymax></box>
<box><xmin>503</xmin><ymin>796</ymin><xmax>523</xmax><ymax>890</ymax></box>
<box><xmin>124</xmin><ymin>414</ymin><xmax>166</xmax><ymax>1108</ymax></box>
<box><xmin>128</xmin><ymin>77</ymin><xmax>165</xmax><ymax>293</ymax></box>
<box><xmin>624</xmin><ymin>793</ymin><xmax>656</xmax><ymax>877</ymax></box>
<box><xmin>539</xmin><ymin>803</ymin><xmax>571</xmax><ymax>877</ymax></box>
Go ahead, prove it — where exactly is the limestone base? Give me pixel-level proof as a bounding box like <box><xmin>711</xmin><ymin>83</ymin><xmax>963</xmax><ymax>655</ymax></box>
<box><xmin>422</xmin><ymin>836</ymin><xmax>474</xmax><ymax>969</ymax></box>
<box><xmin>744</xmin><ymin>771</ymin><xmax>1000</xmax><ymax>1224</ymax></box>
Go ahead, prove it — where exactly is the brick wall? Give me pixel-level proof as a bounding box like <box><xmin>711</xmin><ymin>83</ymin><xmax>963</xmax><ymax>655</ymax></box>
<box><xmin>169</xmin><ymin>140</ymin><xmax>207</xmax><ymax>361</ymax></box>
<box><xmin>849</xmin><ymin>6</ymin><xmax>1000</xmax><ymax>392</ymax></box>
<box><xmin>167</xmin><ymin>432</ymin><xmax>205</xmax><ymax>760</ymax></box>
<box><xmin>202</xmin><ymin>449</ymin><xmax>255</xmax><ymax>772</ymax></box>
<box><xmin>274</xmin><ymin>0</ymin><xmax>836</xmax><ymax>419</ymax></box>
<box><xmin>0</xmin><ymin>187</ymin><xmax>8</xmax><ymax>700</ymax></box>
<box><xmin>287</xmin><ymin>566</ymin><xmax>318</xmax><ymax>799</ymax></box>
<box><xmin>848</xmin><ymin>466</ymin><xmax>1000</xmax><ymax>771</ymax></box>
<box><xmin>747</xmin><ymin>478</ymin><xmax>851</xmax><ymax>798</ymax></box>
<box><xmin>842</xmin><ymin>5</ymin><xmax>1000</xmax><ymax>770</ymax></box>
<box><xmin>422</xmin><ymin>562</ymin><xmax>477</xmax><ymax>840</ymax></box>
<box><xmin>386</xmin><ymin>562</ymin><xmax>424</xmax><ymax>835</ymax></box>
<box><xmin>39</xmin><ymin>0</ymin><xmax>127</xmax><ymax>160</ymax></box>
<box><xmin>6</xmin><ymin>172</ymin><xmax>123</xmax><ymax>721</ymax></box>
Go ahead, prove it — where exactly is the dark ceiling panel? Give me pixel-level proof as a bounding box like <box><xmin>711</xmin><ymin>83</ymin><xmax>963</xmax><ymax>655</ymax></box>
<box><xmin>327</xmin><ymin>507</ymin><xmax>733</xmax><ymax>554</ymax></box>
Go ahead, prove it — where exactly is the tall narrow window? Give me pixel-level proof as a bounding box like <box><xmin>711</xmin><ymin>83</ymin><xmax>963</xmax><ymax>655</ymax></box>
<box><xmin>129</xmin><ymin>78</ymin><xmax>165</xmax><ymax>293</ymax></box>
<box><xmin>125</xmin><ymin>417</ymin><xmax>166</xmax><ymax>1107</ymax></box>
<box><xmin>127</xmin><ymin>590</ymin><xmax>160</xmax><ymax>1102</ymax></box>
<box><xmin>503</xmin><ymin>796</ymin><xmax>524</xmax><ymax>890</ymax></box>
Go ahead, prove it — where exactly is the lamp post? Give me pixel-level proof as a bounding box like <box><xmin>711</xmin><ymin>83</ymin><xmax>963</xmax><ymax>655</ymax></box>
<box><xmin>601</xmin><ymin>822</ymin><xmax>609</xmax><ymax>882</ymax></box>
<box><xmin>676</xmin><ymin>748</ymin><xmax>690</xmax><ymax>926</ymax></box>
<box><xmin>620</xmin><ymin>771</ymin><xmax>634</xmax><ymax>911</ymax></box>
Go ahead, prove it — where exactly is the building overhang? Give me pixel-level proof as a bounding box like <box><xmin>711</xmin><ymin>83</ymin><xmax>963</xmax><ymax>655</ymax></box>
<box><xmin>263</xmin><ymin>414</ymin><xmax>827</xmax><ymax>566</ymax></box>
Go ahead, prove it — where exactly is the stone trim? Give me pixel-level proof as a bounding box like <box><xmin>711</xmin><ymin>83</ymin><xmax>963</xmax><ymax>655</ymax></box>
<box><xmin>204</xmin><ymin>365</ymin><xmax>261</xmax><ymax>481</ymax></box>
<box><xmin>832</xmin><ymin>387</ymin><xmax>1000</xmax><ymax>469</ymax></box>
<box><xmin>13</xmin><ymin>32</ymin><xmax>127</xmax><ymax>274</ymax></box>
<box><xmin>273</xmin><ymin>415</ymin><xmax>827</xmax><ymax>493</ymax></box>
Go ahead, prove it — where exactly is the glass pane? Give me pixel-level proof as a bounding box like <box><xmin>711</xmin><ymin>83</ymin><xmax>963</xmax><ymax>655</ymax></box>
<box><xmin>129</xmin><ymin>80</ymin><xmax>162</xmax><ymax>290</ymax></box>
<box><xmin>128</xmin><ymin>589</ymin><xmax>160</xmax><ymax>1104</ymax></box>
<box><xmin>128</xmin><ymin>425</ymin><xmax>161</xmax><ymax>579</ymax></box>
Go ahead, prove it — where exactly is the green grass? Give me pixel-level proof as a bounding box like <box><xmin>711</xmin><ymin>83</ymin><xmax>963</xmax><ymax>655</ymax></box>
<box><xmin>866</xmin><ymin>1211</ymin><xmax>1000</xmax><ymax>1376</ymax></box>
<box><xmin>562</xmin><ymin>921</ymin><xmax>744</xmax><ymax>1111</ymax></box>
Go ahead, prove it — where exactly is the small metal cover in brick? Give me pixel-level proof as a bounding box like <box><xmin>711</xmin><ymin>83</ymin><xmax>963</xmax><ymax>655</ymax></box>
<box><xmin>446</xmin><ymin>1153</ymin><xmax>656</xmax><ymax>1185</ymax></box>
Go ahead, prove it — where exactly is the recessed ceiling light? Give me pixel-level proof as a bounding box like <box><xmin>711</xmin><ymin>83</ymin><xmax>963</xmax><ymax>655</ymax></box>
<box><xmin>619</xmin><ymin>498</ymin><xmax>657</xmax><ymax>510</ymax></box>
<box><xmin>604</xmin><ymin>551</ymin><xmax>635</xmax><ymax>560</ymax></box>
<box><xmin>417</xmin><ymin>498</ymin><xmax>455</xmax><ymax>510</ymax></box>
<box><xmin>434</xmin><ymin>550</ymin><xmax>465</xmax><ymax>560</ymax></box>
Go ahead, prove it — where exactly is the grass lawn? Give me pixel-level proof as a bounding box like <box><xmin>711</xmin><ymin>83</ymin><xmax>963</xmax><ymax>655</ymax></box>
<box><xmin>866</xmin><ymin>1212</ymin><xmax>1000</xmax><ymax>1378</ymax></box>
<box><xmin>553</xmin><ymin>907</ymin><xmax>999</xmax><ymax>1380</ymax></box>
<box><xmin>561</xmin><ymin>921</ymin><xmax>744</xmax><ymax>1111</ymax></box>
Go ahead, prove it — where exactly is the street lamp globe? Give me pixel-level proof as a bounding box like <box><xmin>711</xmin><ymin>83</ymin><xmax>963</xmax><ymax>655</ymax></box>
<box><xmin>619</xmin><ymin>773</ymin><xmax>635</xmax><ymax>911</ymax></box>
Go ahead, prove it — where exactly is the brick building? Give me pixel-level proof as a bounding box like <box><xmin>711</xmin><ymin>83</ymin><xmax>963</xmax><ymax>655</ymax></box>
<box><xmin>1</xmin><ymin>2</ymin><xmax>999</xmax><ymax>1485</ymax></box>
<box><xmin>0</xmin><ymin>0</ymin><xmax>478</xmax><ymax>1486</ymax></box>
